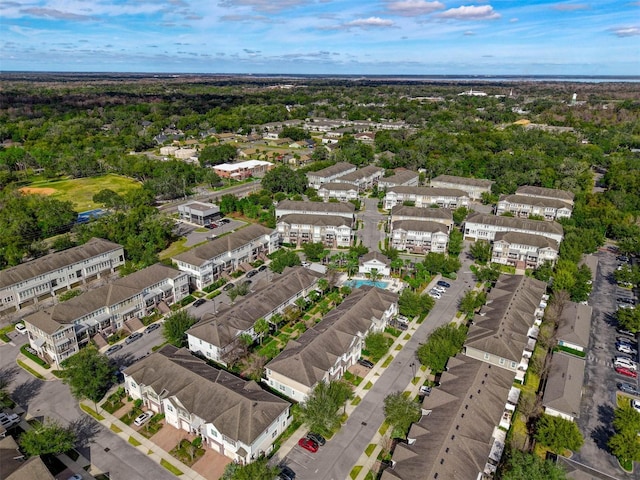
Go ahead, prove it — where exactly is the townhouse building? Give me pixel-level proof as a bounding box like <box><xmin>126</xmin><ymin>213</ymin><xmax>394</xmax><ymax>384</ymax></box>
<box><xmin>389</xmin><ymin>205</ymin><xmax>454</xmax><ymax>233</ymax></box>
<box><xmin>377</xmin><ymin>168</ymin><xmax>420</xmax><ymax>189</ymax></box>
<box><xmin>187</xmin><ymin>267</ymin><xmax>322</xmax><ymax>364</ymax></box>
<box><xmin>542</xmin><ymin>352</ymin><xmax>585</xmax><ymax>421</ymax></box>
<box><xmin>464</xmin><ymin>212</ymin><xmax>564</xmax><ymax>243</ymax></box>
<box><xmin>275</xmin><ymin>200</ymin><xmax>355</xmax><ymax>221</ymax></box>
<box><xmin>429</xmin><ymin>174</ymin><xmax>494</xmax><ymax>200</ymax></box>
<box><xmin>172</xmin><ymin>224</ymin><xmax>279</xmax><ymax>290</ymax></box>
<box><xmin>515</xmin><ymin>185</ymin><xmax>575</xmax><ymax>205</ymax></box>
<box><xmin>265</xmin><ymin>287</ymin><xmax>398</xmax><ymax>402</ymax></box>
<box><xmin>124</xmin><ymin>345</ymin><xmax>291</xmax><ymax>464</ymax></box>
<box><xmin>491</xmin><ymin>231</ymin><xmax>560</xmax><ymax>269</ymax></box>
<box><xmin>317</xmin><ymin>182</ymin><xmax>359</xmax><ymax>202</ymax></box>
<box><xmin>382</xmin><ymin>354</ymin><xmax>520</xmax><ymax>480</ymax></box>
<box><xmin>495</xmin><ymin>194</ymin><xmax>573</xmax><ymax>220</ymax></box>
<box><xmin>0</xmin><ymin>238</ymin><xmax>124</xmax><ymax>314</ymax></box>
<box><xmin>384</xmin><ymin>186</ymin><xmax>469</xmax><ymax>210</ymax></box>
<box><xmin>390</xmin><ymin>220</ymin><xmax>449</xmax><ymax>253</ymax></box>
<box><xmin>331</xmin><ymin>165</ymin><xmax>385</xmax><ymax>191</ymax></box>
<box><xmin>307</xmin><ymin>162</ymin><xmax>356</xmax><ymax>189</ymax></box>
<box><xmin>23</xmin><ymin>264</ymin><xmax>188</xmax><ymax>366</ymax></box>
<box><xmin>464</xmin><ymin>274</ymin><xmax>548</xmax><ymax>383</ymax></box>
<box><xmin>276</xmin><ymin>214</ymin><xmax>353</xmax><ymax>248</ymax></box>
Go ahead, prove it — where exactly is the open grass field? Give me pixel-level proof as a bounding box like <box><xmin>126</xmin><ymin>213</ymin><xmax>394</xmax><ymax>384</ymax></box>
<box><xmin>21</xmin><ymin>174</ymin><xmax>141</xmax><ymax>211</ymax></box>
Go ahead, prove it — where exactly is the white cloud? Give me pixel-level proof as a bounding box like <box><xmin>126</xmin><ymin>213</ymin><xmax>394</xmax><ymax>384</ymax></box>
<box><xmin>218</xmin><ymin>0</ymin><xmax>312</xmax><ymax>13</ymax></box>
<box><xmin>345</xmin><ymin>17</ymin><xmax>394</xmax><ymax>28</ymax></box>
<box><xmin>385</xmin><ymin>0</ymin><xmax>444</xmax><ymax>16</ymax></box>
<box><xmin>437</xmin><ymin>5</ymin><xmax>500</xmax><ymax>20</ymax></box>
<box><xmin>20</xmin><ymin>7</ymin><xmax>96</xmax><ymax>21</ymax></box>
<box><xmin>610</xmin><ymin>26</ymin><xmax>640</xmax><ymax>37</ymax></box>
<box><xmin>551</xmin><ymin>3</ymin><xmax>589</xmax><ymax>12</ymax></box>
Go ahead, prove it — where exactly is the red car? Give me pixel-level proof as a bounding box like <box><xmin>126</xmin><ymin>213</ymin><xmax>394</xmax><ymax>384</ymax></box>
<box><xmin>298</xmin><ymin>437</ymin><xmax>319</xmax><ymax>453</ymax></box>
<box><xmin>615</xmin><ymin>366</ymin><xmax>638</xmax><ymax>378</ymax></box>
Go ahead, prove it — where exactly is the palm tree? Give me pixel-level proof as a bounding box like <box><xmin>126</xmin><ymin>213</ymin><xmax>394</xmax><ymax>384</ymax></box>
<box><xmin>368</xmin><ymin>268</ymin><xmax>381</xmax><ymax>285</ymax></box>
<box><xmin>346</xmin><ymin>259</ymin><xmax>359</xmax><ymax>279</ymax></box>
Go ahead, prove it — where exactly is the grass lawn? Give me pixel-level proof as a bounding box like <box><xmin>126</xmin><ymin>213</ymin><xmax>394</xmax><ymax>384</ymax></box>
<box><xmin>24</xmin><ymin>174</ymin><xmax>141</xmax><ymax>212</ymax></box>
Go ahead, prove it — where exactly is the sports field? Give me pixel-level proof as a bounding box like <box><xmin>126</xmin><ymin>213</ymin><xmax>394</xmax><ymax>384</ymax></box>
<box><xmin>21</xmin><ymin>174</ymin><xmax>142</xmax><ymax>212</ymax></box>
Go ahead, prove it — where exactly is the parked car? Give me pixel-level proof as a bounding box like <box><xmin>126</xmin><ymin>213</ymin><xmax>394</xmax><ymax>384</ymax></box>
<box><xmin>396</xmin><ymin>322</ymin><xmax>408</xmax><ymax>331</ymax></box>
<box><xmin>617</xmin><ymin>255</ymin><xmax>630</xmax><ymax>263</ymax></box>
<box><xmin>67</xmin><ymin>474</ymin><xmax>83</xmax><ymax>480</ymax></box>
<box><xmin>616</xmin><ymin>327</ymin><xmax>636</xmax><ymax>337</ymax></box>
<box><xmin>219</xmin><ymin>218</ymin><xmax>230</xmax><ymax>224</ymax></box>
<box><xmin>614</xmin><ymin>356</ymin><xmax>637</xmax><ymax>370</ymax></box>
<box><xmin>618</xmin><ymin>297</ymin><xmax>636</xmax><ymax>305</ymax></box>
<box><xmin>223</xmin><ymin>282</ymin><xmax>234</xmax><ymax>291</ymax></box>
<box><xmin>436</xmin><ymin>280</ymin><xmax>451</xmax><ymax>288</ymax></box>
<box><xmin>144</xmin><ymin>323</ymin><xmax>161</xmax><ymax>334</ymax></box>
<box><xmin>433</xmin><ymin>286</ymin><xmax>446</xmax><ymax>293</ymax></box>
<box><xmin>306</xmin><ymin>432</ymin><xmax>326</xmax><ymax>446</ymax></box>
<box><xmin>105</xmin><ymin>344</ymin><xmax>123</xmax><ymax>356</ymax></box>
<box><xmin>258</xmin><ymin>265</ymin><xmax>268</xmax><ymax>272</ymax></box>
<box><xmin>246</xmin><ymin>270</ymin><xmax>258</xmax><ymax>278</ymax></box>
<box><xmin>14</xmin><ymin>322</ymin><xmax>26</xmax><ymax>335</ymax></box>
<box><xmin>193</xmin><ymin>298</ymin><xmax>206</xmax><ymax>308</ymax></box>
<box><xmin>615</xmin><ymin>366</ymin><xmax>638</xmax><ymax>379</ymax></box>
<box><xmin>618</xmin><ymin>382</ymin><xmax>640</xmax><ymax>396</ymax></box>
<box><xmin>125</xmin><ymin>332</ymin><xmax>143</xmax><ymax>344</ymax></box>
<box><xmin>616</xmin><ymin>343</ymin><xmax>638</xmax><ymax>355</ymax></box>
<box><xmin>278</xmin><ymin>465</ymin><xmax>296</xmax><ymax>480</ymax></box>
<box><xmin>133</xmin><ymin>411</ymin><xmax>153</xmax><ymax>427</ymax></box>
<box><xmin>396</xmin><ymin>315</ymin><xmax>409</xmax><ymax>324</ymax></box>
<box><xmin>428</xmin><ymin>291</ymin><xmax>441</xmax><ymax>299</ymax></box>
<box><xmin>297</xmin><ymin>437</ymin><xmax>319</xmax><ymax>453</ymax></box>
<box><xmin>419</xmin><ymin>385</ymin><xmax>432</xmax><ymax>396</ymax></box>
<box><xmin>0</xmin><ymin>412</ymin><xmax>21</xmax><ymax>429</ymax></box>
<box><xmin>358</xmin><ymin>358</ymin><xmax>375</xmax><ymax>369</ymax></box>
<box><xmin>632</xmin><ymin>399</ymin><xmax>640</xmax><ymax>413</ymax></box>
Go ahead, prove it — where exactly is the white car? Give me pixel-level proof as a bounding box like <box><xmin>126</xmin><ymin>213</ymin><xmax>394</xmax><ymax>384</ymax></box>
<box><xmin>428</xmin><ymin>291</ymin><xmax>442</xmax><ymax>299</ymax></box>
<box><xmin>633</xmin><ymin>399</ymin><xmax>640</xmax><ymax>413</ymax></box>
<box><xmin>617</xmin><ymin>343</ymin><xmax>638</xmax><ymax>355</ymax></box>
<box><xmin>133</xmin><ymin>411</ymin><xmax>153</xmax><ymax>427</ymax></box>
<box><xmin>614</xmin><ymin>357</ymin><xmax>637</xmax><ymax>371</ymax></box>
<box><xmin>433</xmin><ymin>286</ymin><xmax>446</xmax><ymax>293</ymax></box>
<box><xmin>14</xmin><ymin>323</ymin><xmax>26</xmax><ymax>335</ymax></box>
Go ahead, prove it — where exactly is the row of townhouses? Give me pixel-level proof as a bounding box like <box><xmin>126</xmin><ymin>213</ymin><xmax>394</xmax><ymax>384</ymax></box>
<box><xmin>383</xmin><ymin>186</ymin><xmax>470</xmax><ymax>210</ymax></box>
<box><xmin>23</xmin><ymin>263</ymin><xmax>189</xmax><ymax>366</ymax></box>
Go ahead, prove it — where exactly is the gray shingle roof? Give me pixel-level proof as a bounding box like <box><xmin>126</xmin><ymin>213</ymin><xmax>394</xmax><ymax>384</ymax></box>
<box><xmin>392</xmin><ymin>220</ymin><xmax>448</xmax><ymax>234</ymax></box>
<box><xmin>335</xmin><ymin>165</ymin><xmax>384</xmax><ymax>182</ymax></box>
<box><xmin>556</xmin><ymin>302</ymin><xmax>592</xmax><ymax>349</ymax></box>
<box><xmin>499</xmin><ymin>194</ymin><xmax>573</xmax><ymax>210</ymax></box>
<box><xmin>277</xmin><ymin>214</ymin><xmax>352</xmax><ymax>228</ymax></box>
<box><xmin>173</xmin><ymin>224</ymin><xmax>275</xmax><ymax>267</ymax></box>
<box><xmin>0</xmin><ymin>238</ymin><xmax>122</xmax><ymax>289</ymax></box>
<box><xmin>360</xmin><ymin>251</ymin><xmax>390</xmax><ymax>266</ymax></box>
<box><xmin>123</xmin><ymin>345</ymin><xmax>289</xmax><ymax>446</ymax></box>
<box><xmin>379</xmin><ymin>168</ymin><xmax>419</xmax><ymax>186</ymax></box>
<box><xmin>23</xmin><ymin>264</ymin><xmax>183</xmax><ymax>333</ymax></box>
<box><xmin>390</xmin><ymin>204</ymin><xmax>453</xmax><ymax>221</ymax></box>
<box><xmin>188</xmin><ymin>266</ymin><xmax>323</xmax><ymax>347</ymax></box>
<box><xmin>318</xmin><ymin>182</ymin><xmax>359</xmax><ymax>192</ymax></box>
<box><xmin>431</xmin><ymin>174</ymin><xmax>494</xmax><ymax>188</ymax></box>
<box><xmin>307</xmin><ymin>162</ymin><xmax>355</xmax><ymax>179</ymax></box>
<box><xmin>465</xmin><ymin>212</ymin><xmax>564</xmax><ymax>236</ymax></box>
<box><xmin>382</xmin><ymin>355</ymin><xmax>514</xmax><ymax>480</ymax></box>
<box><xmin>493</xmin><ymin>231</ymin><xmax>559</xmax><ymax>250</ymax></box>
<box><xmin>516</xmin><ymin>185</ymin><xmax>575</xmax><ymax>202</ymax></box>
<box><xmin>266</xmin><ymin>287</ymin><xmax>398</xmax><ymax>387</ymax></box>
<box><xmin>388</xmin><ymin>186</ymin><xmax>469</xmax><ymax>198</ymax></box>
<box><xmin>276</xmin><ymin>200</ymin><xmax>355</xmax><ymax>214</ymax></box>
<box><xmin>542</xmin><ymin>352</ymin><xmax>585</xmax><ymax>418</ymax></box>
<box><xmin>465</xmin><ymin>275</ymin><xmax>547</xmax><ymax>363</ymax></box>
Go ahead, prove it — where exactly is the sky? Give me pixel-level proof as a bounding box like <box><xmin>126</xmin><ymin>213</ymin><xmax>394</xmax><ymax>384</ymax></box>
<box><xmin>1</xmin><ymin>0</ymin><xmax>639</xmax><ymax>75</ymax></box>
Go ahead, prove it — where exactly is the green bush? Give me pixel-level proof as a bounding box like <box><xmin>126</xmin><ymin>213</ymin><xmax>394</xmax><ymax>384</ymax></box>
<box><xmin>20</xmin><ymin>344</ymin><xmax>50</xmax><ymax>369</ymax></box>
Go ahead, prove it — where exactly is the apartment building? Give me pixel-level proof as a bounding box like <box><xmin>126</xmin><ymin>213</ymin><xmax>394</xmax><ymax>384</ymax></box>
<box><xmin>495</xmin><ymin>194</ymin><xmax>573</xmax><ymax>220</ymax></box>
<box><xmin>0</xmin><ymin>238</ymin><xmax>124</xmax><ymax>314</ymax></box>
<box><xmin>389</xmin><ymin>205</ymin><xmax>454</xmax><ymax>232</ymax></box>
<box><xmin>384</xmin><ymin>186</ymin><xmax>469</xmax><ymax>210</ymax></box>
<box><xmin>317</xmin><ymin>183</ymin><xmax>359</xmax><ymax>202</ymax></box>
<box><xmin>377</xmin><ymin>168</ymin><xmax>419</xmax><ymax>189</ymax></box>
<box><xmin>172</xmin><ymin>224</ymin><xmax>279</xmax><ymax>290</ymax></box>
<box><xmin>307</xmin><ymin>162</ymin><xmax>356</xmax><ymax>189</ymax></box>
<box><xmin>515</xmin><ymin>185</ymin><xmax>575</xmax><ymax>205</ymax></box>
<box><xmin>464</xmin><ymin>213</ymin><xmax>564</xmax><ymax>243</ymax></box>
<box><xmin>275</xmin><ymin>200</ymin><xmax>355</xmax><ymax>221</ymax></box>
<box><xmin>491</xmin><ymin>231</ymin><xmax>560</xmax><ymax>269</ymax></box>
<box><xmin>23</xmin><ymin>264</ymin><xmax>188</xmax><ymax>366</ymax></box>
<box><xmin>331</xmin><ymin>165</ymin><xmax>385</xmax><ymax>190</ymax></box>
<box><xmin>277</xmin><ymin>214</ymin><xmax>353</xmax><ymax>248</ymax></box>
<box><xmin>429</xmin><ymin>174</ymin><xmax>494</xmax><ymax>200</ymax></box>
<box><xmin>390</xmin><ymin>220</ymin><xmax>449</xmax><ymax>253</ymax></box>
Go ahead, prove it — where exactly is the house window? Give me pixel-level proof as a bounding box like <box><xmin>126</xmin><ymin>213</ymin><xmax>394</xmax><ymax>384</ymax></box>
<box><xmin>272</xmin><ymin>430</ymin><xmax>278</xmax><ymax>438</ymax></box>
<box><xmin>166</xmin><ymin>405</ymin><xmax>173</xmax><ymax>412</ymax></box>
<box><xmin>510</xmin><ymin>361</ymin><xmax>517</xmax><ymax>369</ymax></box>
<box><xmin>483</xmin><ymin>353</ymin><xmax>490</xmax><ymax>360</ymax></box>
<box><xmin>499</xmin><ymin>358</ymin><xmax>505</xmax><ymax>365</ymax></box>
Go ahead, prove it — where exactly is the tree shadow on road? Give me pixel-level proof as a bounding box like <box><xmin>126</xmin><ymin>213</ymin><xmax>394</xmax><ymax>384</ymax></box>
<box><xmin>10</xmin><ymin>378</ymin><xmax>43</xmax><ymax>407</ymax></box>
<box><xmin>597</xmin><ymin>403</ymin><xmax>615</xmax><ymax>425</ymax></box>
<box><xmin>69</xmin><ymin>415</ymin><xmax>101</xmax><ymax>448</ymax></box>
<box><xmin>591</xmin><ymin>404</ymin><xmax>616</xmax><ymax>452</ymax></box>
<box><xmin>0</xmin><ymin>365</ymin><xmax>19</xmax><ymax>387</ymax></box>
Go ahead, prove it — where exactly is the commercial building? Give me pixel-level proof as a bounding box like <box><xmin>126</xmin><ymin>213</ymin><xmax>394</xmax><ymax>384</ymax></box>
<box><xmin>213</xmin><ymin>160</ymin><xmax>274</xmax><ymax>179</ymax></box>
<box><xmin>178</xmin><ymin>201</ymin><xmax>222</xmax><ymax>226</ymax></box>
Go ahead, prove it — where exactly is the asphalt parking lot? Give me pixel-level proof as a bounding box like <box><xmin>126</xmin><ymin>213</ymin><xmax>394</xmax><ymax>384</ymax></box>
<box><xmin>572</xmin><ymin>249</ymin><xmax>638</xmax><ymax>478</ymax></box>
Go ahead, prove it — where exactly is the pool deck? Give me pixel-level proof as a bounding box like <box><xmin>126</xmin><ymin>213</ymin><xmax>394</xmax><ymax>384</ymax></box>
<box><xmin>340</xmin><ymin>274</ymin><xmax>404</xmax><ymax>293</ymax></box>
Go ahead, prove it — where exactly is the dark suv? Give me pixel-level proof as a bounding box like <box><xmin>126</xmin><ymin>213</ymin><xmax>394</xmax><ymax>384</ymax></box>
<box><xmin>358</xmin><ymin>358</ymin><xmax>374</xmax><ymax>368</ymax></box>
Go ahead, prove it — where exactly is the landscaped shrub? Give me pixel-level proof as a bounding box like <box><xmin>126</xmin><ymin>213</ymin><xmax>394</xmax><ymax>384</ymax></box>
<box><xmin>20</xmin><ymin>344</ymin><xmax>50</xmax><ymax>369</ymax></box>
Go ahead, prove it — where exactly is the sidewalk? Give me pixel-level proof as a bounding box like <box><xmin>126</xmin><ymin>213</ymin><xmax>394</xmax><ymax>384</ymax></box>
<box><xmin>78</xmin><ymin>400</ymin><xmax>207</xmax><ymax>480</ymax></box>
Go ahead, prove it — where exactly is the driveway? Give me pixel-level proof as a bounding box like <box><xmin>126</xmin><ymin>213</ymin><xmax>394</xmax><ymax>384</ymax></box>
<box><xmin>357</xmin><ymin>198</ymin><xmax>385</xmax><ymax>252</ymax></box>
<box><xmin>281</xmin><ymin>246</ymin><xmax>477</xmax><ymax>480</ymax></box>
<box><xmin>572</xmin><ymin>249</ymin><xmax>637</xmax><ymax>478</ymax></box>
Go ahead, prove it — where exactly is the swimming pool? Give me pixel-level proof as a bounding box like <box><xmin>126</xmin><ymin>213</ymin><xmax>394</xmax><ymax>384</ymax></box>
<box><xmin>343</xmin><ymin>279</ymin><xmax>389</xmax><ymax>289</ymax></box>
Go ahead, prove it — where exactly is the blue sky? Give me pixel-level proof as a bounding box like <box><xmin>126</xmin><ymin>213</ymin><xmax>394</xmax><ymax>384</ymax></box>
<box><xmin>1</xmin><ymin>0</ymin><xmax>639</xmax><ymax>75</ymax></box>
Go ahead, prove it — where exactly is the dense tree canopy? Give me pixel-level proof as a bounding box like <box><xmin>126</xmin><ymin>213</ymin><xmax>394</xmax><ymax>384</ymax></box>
<box><xmin>61</xmin><ymin>345</ymin><xmax>116</xmax><ymax>406</ymax></box>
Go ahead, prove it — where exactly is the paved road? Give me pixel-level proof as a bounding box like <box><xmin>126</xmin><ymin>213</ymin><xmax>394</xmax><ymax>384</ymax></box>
<box><xmin>0</xmin><ymin>330</ymin><xmax>175</xmax><ymax>480</ymax></box>
<box><xmin>357</xmin><ymin>198</ymin><xmax>385</xmax><ymax>252</ymax></box>
<box><xmin>573</xmin><ymin>249</ymin><xmax>638</xmax><ymax>479</ymax></box>
<box><xmin>159</xmin><ymin>180</ymin><xmax>261</xmax><ymax>214</ymax></box>
<box><xmin>283</xmin><ymin>245</ymin><xmax>476</xmax><ymax>480</ymax></box>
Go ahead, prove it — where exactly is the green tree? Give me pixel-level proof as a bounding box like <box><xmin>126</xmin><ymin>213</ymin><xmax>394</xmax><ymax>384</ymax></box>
<box><xmin>364</xmin><ymin>332</ymin><xmax>391</xmax><ymax>361</ymax></box>
<box><xmin>459</xmin><ymin>289</ymin><xmax>486</xmax><ymax>317</ymax></box>
<box><xmin>452</xmin><ymin>206</ymin><xmax>469</xmax><ymax>225</ymax></box>
<box><xmin>221</xmin><ymin>457</ymin><xmax>280</xmax><ymax>480</ymax></box>
<box><xmin>280</xmin><ymin>126</ymin><xmax>308</xmax><ymax>141</ymax></box>
<box><xmin>19</xmin><ymin>419</ymin><xmax>76</xmax><ymax>457</ymax></box>
<box><xmin>383</xmin><ymin>391</ymin><xmax>422</xmax><ymax>439</ymax></box>
<box><xmin>269</xmin><ymin>249</ymin><xmax>301</xmax><ymax>273</ymax></box>
<box><xmin>261</xmin><ymin>165</ymin><xmax>308</xmax><ymax>194</ymax></box>
<box><xmin>93</xmin><ymin>188</ymin><xmax>124</xmax><ymax>209</ymax></box>
<box><xmin>613</xmin><ymin>404</ymin><xmax>640</xmax><ymax>433</ymax></box>
<box><xmin>534</xmin><ymin>414</ymin><xmax>583</xmax><ymax>454</ymax></box>
<box><xmin>617</xmin><ymin>306</ymin><xmax>640</xmax><ymax>333</ymax></box>
<box><xmin>416</xmin><ymin>324</ymin><xmax>467</xmax><ymax>373</ymax></box>
<box><xmin>302</xmin><ymin>242</ymin><xmax>326</xmax><ymax>262</ymax></box>
<box><xmin>448</xmin><ymin>229</ymin><xmax>463</xmax><ymax>256</ymax></box>
<box><xmin>475</xmin><ymin>264</ymin><xmax>501</xmax><ymax>284</ymax></box>
<box><xmin>299</xmin><ymin>381</ymin><xmax>344</xmax><ymax>436</ymax></box>
<box><xmin>608</xmin><ymin>429</ymin><xmax>640</xmax><ymax>465</ymax></box>
<box><xmin>199</xmin><ymin>144</ymin><xmax>237</xmax><ymax>166</ymax></box>
<box><xmin>499</xmin><ymin>450</ymin><xmax>567</xmax><ymax>480</ymax></box>
<box><xmin>254</xmin><ymin>317</ymin><xmax>269</xmax><ymax>345</ymax></box>
<box><xmin>469</xmin><ymin>240</ymin><xmax>492</xmax><ymax>264</ymax></box>
<box><xmin>60</xmin><ymin>345</ymin><xmax>116</xmax><ymax>410</ymax></box>
<box><xmin>162</xmin><ymin>310</ymin><xmax>198</xmax><ymax>347</ymax></box>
